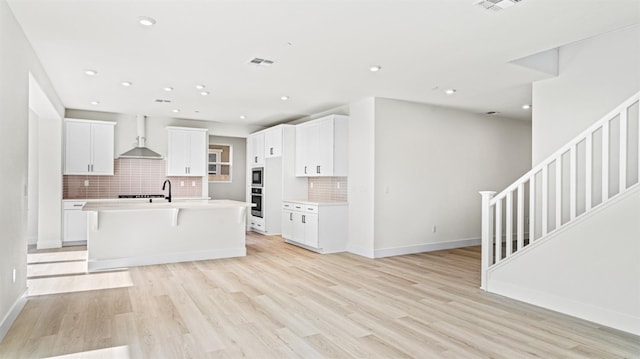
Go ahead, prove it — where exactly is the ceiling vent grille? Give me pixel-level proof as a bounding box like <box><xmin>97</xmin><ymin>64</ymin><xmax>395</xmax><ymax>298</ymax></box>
<box><xmin>154</xmin><ymin>99</ymin><xmax>171</xmax><ymax>103</ymax></box>
<box><xmin>474</xmin><ymin>0</ymin><xmax>523</xmax><ymax>11</ymax></box>
<box><xmin>248</xmin><ymin>58</ymin><xmax>275</xmax><ymax>67</ymax></box>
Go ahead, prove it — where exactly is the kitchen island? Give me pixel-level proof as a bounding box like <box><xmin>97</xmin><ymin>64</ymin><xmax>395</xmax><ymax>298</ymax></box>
<box><xmin>83</xmin><ymin>199</ymin><xmax>252</xmax><ymax>271</ymax></box>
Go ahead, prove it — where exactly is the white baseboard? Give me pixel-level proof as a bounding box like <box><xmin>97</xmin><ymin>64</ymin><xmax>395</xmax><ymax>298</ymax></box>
<box><xmin>0</xmin><ymin>289</ymin><xmax>28</xmax><ymax>342</ymax></box>
<box><xmin>489</xmin><ymin>281</ymin><xmax>640</xmax><ymax>336</ymax></box>
<box><xmin>88</xmin><ymin>247</ymin><xmax>246</xmax><ymax>272</ymax></box>
<box><xmin>374</xmin><ymin>238</ymin><xmax>481</xmax><ymax>258</ymax></box>
<box><xmin>36</xmin><ymin>239</ymin><xmax>61</xmax><ymax>249</ymax></box>
<box><xmin>347</xmin><ymin>246</ymin><xmax>375</xmax><ymax>258</ymax></box>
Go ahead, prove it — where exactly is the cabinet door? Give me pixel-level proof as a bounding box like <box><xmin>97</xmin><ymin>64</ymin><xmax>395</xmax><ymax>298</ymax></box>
<box><xmin>295</xmin><ymin>124</ymin><xmax>316</xmax><ymax>176</ymax></box>
<box><xmin>314</xmin><ymin>119</ymin><xmax>334</xmax><ymax>176</ymax></box>
<box><xmin>249</xmin><ymin>133</ymin><xmax>265</xmax><ymax>165</ymax></box>
<box><xmin>65</xmin><ymin>121</ymin><xmax>92</xmax><ymax>174</ymax></box>
<box><xmin>264</xmin><ymin>128</ymin><xmax>282</xmax><ymax>158</ymax></box>
<box><xmin>304</xmin><ymin>213</ymin><xmax>319</xmax><ymax>247</ymax></box>
<box><xmin>64</xmin><ymin>210</ymin><xmax>88</xmax><ymax>242</ymax></box>
<box><xmin>90</xmin><ymin>123</ymin><xmax>114</xmax><ymax>175</ymax></box>
<box><xmin>282</xmin><ymin>209</ymin><xmax>293</xmax><ymax>240</ymax></box>
<box><xmin>187</xmin><ymin>131</ymin><xmax>206</xmax><ymax>176</ymax></box>
<box><xmin>167</xmin><ymin>130</ymin><xmax>189</xmax><ymax>175</ymax></box>
<box><xmin>292</xmin><ymin>211</ymin><xmax>305</xmax><ymax>244</ymax></box>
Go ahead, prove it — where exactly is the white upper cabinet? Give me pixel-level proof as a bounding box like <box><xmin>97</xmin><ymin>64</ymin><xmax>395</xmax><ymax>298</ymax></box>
<box><xmin>248</xmin><ymin>132</ymin><xmax>265</xmax><ymax>166</ymax></box>
<box><xmin>264</xmin><ymin>127</ymin><xmax>283</xmax><ymax>158</ymax></box>
<box><xmin>64</xmin><ymin>119</ymin><xmax>115</xmax><ymax>175</ymax></box>
<box><xmin>295</xmin><ymin>115</ymin><xmax>348</xmax><ymax>177</ymax></box>
<box><xmin>167</xmin><ymin>127</ymin><xmax>207</xmax><ymax>176</ymax></box>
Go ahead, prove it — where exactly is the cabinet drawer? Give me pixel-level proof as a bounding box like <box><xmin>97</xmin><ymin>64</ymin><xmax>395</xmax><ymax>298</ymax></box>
<box><xmin>283</xmin><ymin>202</ymin><xmax>294</xmax><ymax>210</ymax></box>
<box><xmin>64</xmin><ymin>201</ymin><xmax>86</xmax><ymax>210</ymax></box>
<box><xmin>303</xmin><ymin>204</ymin><xmax>318</xmax><ymax>213</ymax></box>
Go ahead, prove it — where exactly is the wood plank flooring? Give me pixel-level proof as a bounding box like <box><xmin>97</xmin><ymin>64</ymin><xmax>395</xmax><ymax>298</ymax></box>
<box><xmin>2</xmin><ymin>233</ymin><xmax>639</xmax><ymax>358</ymax></box>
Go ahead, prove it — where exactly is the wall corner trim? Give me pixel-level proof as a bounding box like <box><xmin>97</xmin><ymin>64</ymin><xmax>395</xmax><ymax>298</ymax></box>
<box><xmin>374</xmin><ymin>238</ymin><xmax>481</xmax><ymax>258</ymax></box>
<box><xmin>0</xmin><ymin>289</ymin><xmax>28</xmax><ymax>342</ymax></box>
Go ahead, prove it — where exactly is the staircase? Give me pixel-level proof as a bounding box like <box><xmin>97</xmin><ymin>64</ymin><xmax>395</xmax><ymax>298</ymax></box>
<box><xmin>479</xmin><ymin>92</ymin><xmax>640</xmax><ymax>334</ymax></box>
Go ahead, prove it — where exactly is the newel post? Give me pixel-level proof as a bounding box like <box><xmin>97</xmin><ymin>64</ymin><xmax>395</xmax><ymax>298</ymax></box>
<box><xmin>479</xmin><ymin>191</ymin><xmax>496</xmax><ymax>291</ymax></box>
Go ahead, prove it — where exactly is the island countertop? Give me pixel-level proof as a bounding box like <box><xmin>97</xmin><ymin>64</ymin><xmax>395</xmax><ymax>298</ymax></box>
<box><xmin>83</xmin><ymin>199</ymin><xmax>253</xmax><ymax>211</ymax></box>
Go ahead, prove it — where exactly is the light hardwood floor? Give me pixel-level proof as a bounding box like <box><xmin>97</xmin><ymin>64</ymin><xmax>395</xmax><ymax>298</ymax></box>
<box><xmin>2</xmin><ymin>233</ymin><xmax>639</xmax><ymax>358</ymax></box>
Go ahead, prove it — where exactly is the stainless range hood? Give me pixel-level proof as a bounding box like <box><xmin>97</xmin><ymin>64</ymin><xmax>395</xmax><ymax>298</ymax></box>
<box><xmin>118</xmin><ymin>115</ymin><xmax>163</xmax><ymax>159</ymax></box>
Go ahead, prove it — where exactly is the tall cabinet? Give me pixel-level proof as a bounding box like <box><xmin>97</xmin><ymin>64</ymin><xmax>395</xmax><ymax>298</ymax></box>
<box><xmin>247</xmin><ymin>125</ymin><xmax>306</xmax><ymax>234</ymax></box>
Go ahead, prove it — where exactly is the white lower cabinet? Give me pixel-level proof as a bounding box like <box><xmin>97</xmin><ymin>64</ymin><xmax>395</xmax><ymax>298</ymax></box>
<box><xmin>282</xmin><ymin>201</ymin><xmax>347</xmax><ymax>253</ymax></box>
<box><xmin>63</xmin><ymin>201</ymin><xmax>88</xmax><ymax>244</ymax></box>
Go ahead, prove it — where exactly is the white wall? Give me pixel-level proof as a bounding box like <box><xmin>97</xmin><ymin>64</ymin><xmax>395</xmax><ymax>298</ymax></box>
<box><xmin>347</xmin><ymin>98</ymin><xmax>376</xmax><ymax>257</ymax></box>
<box><xmin>488</xmin><ymin>186</ymin><xmax>640</xmax><ymax>336</ymax></box>
<box><xmin>533</xmin><ymin>25</ymin><xmax>640</xmax><ymax>165</ymax></box>
<box><xmin>0</xmin><ymin>0</ymin><xmax>64</xmax><ymax>340</ymax></box>
<box><xmin>372</xmin><ymin>98</ymin><xmax>532</xmax><ymax>256</ymax></box>
<box><xmin>208</xmin><ymin>135</ymin><xmax>247</xmax><ymax>201</ymax></box>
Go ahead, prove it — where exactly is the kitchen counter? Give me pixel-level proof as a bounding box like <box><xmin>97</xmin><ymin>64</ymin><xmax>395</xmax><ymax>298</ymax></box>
<box><xmin>83</xmin><ymin>199</ymin><xmax>253</xmax><ymax>271</ymax></box>
<box><xmin>283</xmin><ymin>199</ymin><xmax>348</xmax><ymax>206</ymax></box>
<box><xmin>83</xmin><ymin>199</ymin><xmax>249</xmax><ymax>211</ymax></box>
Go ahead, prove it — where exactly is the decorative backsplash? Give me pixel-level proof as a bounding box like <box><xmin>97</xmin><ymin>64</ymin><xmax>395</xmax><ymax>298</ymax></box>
<box><xmin>307</xmin><ymin>177</ymin><xmax>348</xmax><ymax>202</ymax></box>
<box><xmin>63</xmin><ymin>159</ymin><xmax>202</xmax><ymax>199</ymax></box>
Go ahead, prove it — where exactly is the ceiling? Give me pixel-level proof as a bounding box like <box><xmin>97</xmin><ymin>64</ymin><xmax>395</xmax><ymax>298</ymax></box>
<box><xmin>7</xmin><ymin>0</ymin><xmax>640</xmax><ymax>127</ymax></box>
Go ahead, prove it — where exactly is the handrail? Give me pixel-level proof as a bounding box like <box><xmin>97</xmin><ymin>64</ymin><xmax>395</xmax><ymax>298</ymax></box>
<box><xmin>480</xmin><ymin>91</ymin><xmax>640</xmax><ymax>291</ymax></box>
<box><xmin>490</xmin><ymin>92</ymin><xmax>640</xmax><ymax>206</ymax></box>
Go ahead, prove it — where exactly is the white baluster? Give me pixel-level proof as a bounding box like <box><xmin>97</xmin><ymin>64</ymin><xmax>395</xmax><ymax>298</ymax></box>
<box><xmin>602</xmin><ymin>120</ymin><xmax>610</xmax><ymax>202</ymax></box>
<box><xmin>517</xmin><ymin>183</ymin><xmax>524</xmax><ymax>250</ymax></box>
<box><xmin>620</xmin><ymin>109</ymin><xmax>628</xmax><ymax>192</ymax></box>
<box><xmin>529</xmin><ymin>174</ymin><xmax>535</xmax><ymax>242</ymax></box>
<box><xmin>506</xmin><ymin>191</ymin><xmax>513</xmax><ymax>256</ymax></box>
<box><xmin>479</xmin><ymin>191</ymin><xmax>496</xmax><ymax>291</ymax></box>
<box><xmin>542</xmin><ymin>165</ymin><xmax>548</xmax><ymax>235</ymax></box>
<box><xmin>495</xmin><ymin>197</ymin><xmax>502</xmax><ymax>263</ymax></box>
<box><xmin>586</xmin><ymin>133</ymin><xmax>593</xmax><ymax>211</ymax></box>
<box><xmin>556</xmin><ymin>158</ymin><xmax>562</xmax><ymax>229</ymax></box>
<box><xmin>570</xmin><ymin>144</ymin><xmax>577</xmax><ymax>220</ymax></box>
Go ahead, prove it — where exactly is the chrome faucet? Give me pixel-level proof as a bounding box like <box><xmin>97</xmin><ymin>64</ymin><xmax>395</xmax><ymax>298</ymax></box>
<box><xmin>162</xmin><ymin>179</ymin><xmax>172</xmax><ymax>202</ymax></box>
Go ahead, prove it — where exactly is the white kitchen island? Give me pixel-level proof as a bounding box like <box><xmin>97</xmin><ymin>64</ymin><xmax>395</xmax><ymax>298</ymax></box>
<box><xmin>83</xmin><ymin>200</ymin><xmax>252</xmax><ymax>271</ymax></box>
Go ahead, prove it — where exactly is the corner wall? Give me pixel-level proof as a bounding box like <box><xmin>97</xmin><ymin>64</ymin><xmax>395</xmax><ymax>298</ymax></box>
<box><xmin>373</xmin><ymin>98</ymin><xmax>532</xmax><ymax>256</ymax></box>
<box><xmin>0</xmin><ymin>0</ymin><xmax>64</xmax><ymax>340</ymax></box>
<box><xmin>532</xmin><ymin>25</ymin><xmax>640</xmax><ymax>165</ymax></box>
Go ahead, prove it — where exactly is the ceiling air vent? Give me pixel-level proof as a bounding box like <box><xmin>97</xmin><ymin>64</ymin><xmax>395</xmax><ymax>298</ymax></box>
<box><xmin>474</xmin><ymin>0</ymin><xmax>523</xmax><ymax>11</ymax></box>
<box><xmin>154</xmin><ymin>99</ymin><xmax>171</xmax><ymax>103</ymax></box>
<box><xmin>248</xmin><ymin>58</ymin><xmax>275</xmax><ymax>67</ymax></box>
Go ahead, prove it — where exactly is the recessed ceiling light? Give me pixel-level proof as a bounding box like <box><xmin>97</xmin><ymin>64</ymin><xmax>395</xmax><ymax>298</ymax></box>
<box><xmin>200</xmin><ymin>91</ymin><xmax>210</xmax><ymax>96</ymax></box>
<box><xmin>369</xmin><ymin>65</ymin><xmax>382</xmax><ymax>72</ymax></box>
<box><xmin>194</xmin><ymin>110</ymin><xmax>200</xmax><ymax>113</ymax></box>
<box><xmin>522</xmin><ymin>104</ymin><xmax>532</xmax><ymax>110</ymax></box>
<box><xmin>138</xmin><ymin>16</ymin><xmax>156</xmax><ymax>26</ymax></box>
<box><xmin>84</xmin><ymin>69</ymin><xmax>97</xmax><ymax>76</ymax></box>
<box><xmin>90</xmin><ymin>101</ymin><xmax>100</xmax><ymax>105</ymax></box>
<box><xmin>281</xmin><ymin>96</ymin><xmax>289</xmax><ymax>101</ymax></box>
<box><xmin>239</xmin><ymin>115</ymin><xmax>246</xmax><ymax>120</ymax></box>
<box><xmin>164</xmin><ymin>87</ymin><xmax>174</xmax><ymax>92</ymax></box>
<box><xmin>121</xmin><ymin>81</ymin><xmax>132</xmax><ymax>87</ymax></box>
<box><xmin>195</xmin><ymin>84</ymin><xmax>206</xmax><ymax>90</ymax></box>
<box><xmin>172</xmin><ymin>109</ymin><xmax>180</xmax><ymax>113</ymax></box>
<box><xmin>445</xmin><ymin>89</ymin><xmax>456</xmax><ymax>95</ymax></box>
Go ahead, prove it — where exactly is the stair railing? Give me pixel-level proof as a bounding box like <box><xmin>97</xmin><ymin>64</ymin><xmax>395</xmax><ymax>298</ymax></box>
<box><xmin>480</xmin><ymin>92</ymin><xmax>640</xmax><ymax>290</ymax></box>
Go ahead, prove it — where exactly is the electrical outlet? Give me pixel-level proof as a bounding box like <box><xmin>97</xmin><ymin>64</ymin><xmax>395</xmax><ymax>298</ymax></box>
<box><xmin>336</xmin><ymin>182</ymin><xmax>341</xmax><ymax>189</ymax></box>
<box><xmin>12</xmin><ymin>268</ymin><xmax>16</xmax><ymax>283</ymax></box>
<box><xmin>84</xmin><ymin>180</ymin><xmax>89</xmax><ymax>187</ymax></box>
<box><xmin>432</xmin><ymin>225</ymin><xmax>437</xmax><ymax>233</ymax></box>
<box><xmin>191</xmin><ymin>181</ymin><xmax>195</xmax><ymax>187</ymax></box>
<box><xmin>180</xmin><ymin>181</ymin><xmax>185</xmax><ymax>187</ymax></box>
<box><xmin>310</xmin><ymin>182</ymin><xmax>314</xmax><ymax>189</ymax></box>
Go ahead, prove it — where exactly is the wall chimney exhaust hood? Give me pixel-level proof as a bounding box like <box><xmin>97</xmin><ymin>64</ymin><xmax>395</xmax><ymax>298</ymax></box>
<box><xmin>118</xmin><ymin>115</ymin><xmax>163</xmax><ymax>159</ymax></box>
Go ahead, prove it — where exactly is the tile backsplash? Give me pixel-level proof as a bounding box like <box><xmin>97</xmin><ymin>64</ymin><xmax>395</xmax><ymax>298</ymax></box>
<box><xmin>63</xmin><ymin>159</ymin><xmax>202</xmax><ymax>199</ymax></box>
<box><xmin>308</xmin><ymin>177</ymin><xmax>348</xmax><ymax>202</ymax></box>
